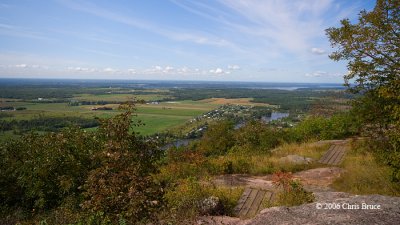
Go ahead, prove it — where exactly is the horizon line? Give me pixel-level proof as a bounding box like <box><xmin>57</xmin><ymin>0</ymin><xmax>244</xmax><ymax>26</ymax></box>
<box><xmin>0</xmin><ymin>77</ymin><xmax>345</xmax><ymax>85</ymax></box>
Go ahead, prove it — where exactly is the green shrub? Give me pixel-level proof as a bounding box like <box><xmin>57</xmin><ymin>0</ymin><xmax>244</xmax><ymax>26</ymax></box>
<box><xmin>289</xmin><ymin>112</ymin><xmax>359</xmax><ymax>142</ymax></box>
<box><xmin>387</xmin><ymin>131</ymin><xmax>400</xmax><ymax>181</ymax></box>
<box><xmin>0</xmin><ymin>103</ymin><xmax>164</xmax><ymax>224</ymax></box>
<box><xmin>159</xmin><ymin>146</ymin><xmax>208</xmax><ymax>182</ymax></box>
<box><xmin>0</xmin><ymin>128</ymin><xmax>102</xmax><ymax>210</ymax></box>
<box><xmin>197</xmin><ymin>120</ymin><xmax>235</xmax><ymax>156</ymax></box>
<box><xmin>80</xmin><ymin>104</ymin><xmax>164</xmax><ymax>223</ymax></box>
<box><xmin>164</xmin><ymin>177</ymin><xmax>243</xmax><ymax>222</ymax></box>
<box><xmin>361</xmin><ymin>132</ymin><xmax>400</xmax><ymax>184</ymax></box>
<box><xmin>233</xmin><ymin>120</ymin><xmax>283</xmax><ymax>153</ymax></box>
<box><xmin>272</xmin><ymin>171</ymin><xmax>314</xmax><ymax>207</ymax></box>
<box><xmin>164</xmin><ymin>177</ymin><xmax>209</xmax><ymax>220</ymax></box>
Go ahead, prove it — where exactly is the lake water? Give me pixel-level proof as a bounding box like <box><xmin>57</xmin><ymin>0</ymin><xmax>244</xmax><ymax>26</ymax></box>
<box><xmin>161</xmin><ymin>138</ymin><xmax>193</xmax><ymax>150</ymax></box>
<box><xmin>261</xmin><ymin>112</ymin><xmax>289</xmax><ymax>123</ymax></box>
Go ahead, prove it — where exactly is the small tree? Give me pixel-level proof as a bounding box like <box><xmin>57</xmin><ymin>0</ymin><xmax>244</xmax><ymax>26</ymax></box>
<box><xmin>197</xmin><ymin>120</ymin><xmax>235</xmax><ymax>156</ymax></box>
<box><xmin>82</xmin><ymin>102</ymin><xmax>164</xmax><ymax>222</ymax></box>
<box><xmin>0</xmin><ymin>101</ymin><xmax>164</xmax><ymax>223</ymax></box>
<box><xmin>326</xmin><ymin>0</ymin><xmax>400</xmax><ymax>180</ymax></box>
<box><xmin>327</xmin><ymin>0</ymin><xmax>399</xmax><ymax>94</ymax></box>
<box><xmin>326</xmin><ymin>0</ymin><xmax>399</xmax><ymax>124</ymax></box>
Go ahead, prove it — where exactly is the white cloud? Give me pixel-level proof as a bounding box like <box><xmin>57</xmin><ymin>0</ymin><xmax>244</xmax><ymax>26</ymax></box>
<box><xmin>67</xmin><ymin>66</ymin><xmax>97</xmax><ymax>72</ymax></box>
<box><xmin>209</xmin><ymin>68</ymin><xmax>225</xmax><ymax>74</ymax></box>
<box><xmin>15</xmin><ymin>64</ymin><xmax>28</xmax><ymax>68</ymax></box>
<box><xmin>228</xmin><ymin>65</ymin><xmax>240</xmax><ymax>70</ymax></box>
<box><xmin>128</xmin><ymin>68</ymin><xmax>136</xmax><ymax>74</ymax></box>
<box><xmin>311</xmin><ymin>47</ymin><xmax>326</xmax><ymax>55</ymax></box>
<box><xmin>163</xmin><ymin>66</ymin><xmax>174</xmax><ymax>73</ymax></box>
<box><xmin>103</xmin><ymin>67</ymin><xmax>118</xmax><ymax>73</ymax></box>
<box><xmin>0</xmin><ymin>23</ymin><xmax>54</xmax><ymax>41</ymax></box>
<box><xmin>67</xmin><ymin>66</ymin><xmax>138</xmax><ymax>74</ymax></box>
<box><xmin>12</xmin><ymin>64</ymin><xmax>49</xmax><ymax>69</ymax></box>
<box><xmin>305</xmin><ymin>71</ymin><xmax>327</xmax><ymax>77</ymax></box>
<box><xmin>305</xmin><ymin>71</ymin><xmax>343</xmax><ymax>78</ymax></box>
<box><xmin>59</xmin><ymin>0</ymin><xmax>234</xmax><ymax>47</ymax></box>
<box><xmin>0</xmin><ymin>52</ymin><xmax>85</xmax><ymax>68</ymax></box>
<box><xmin>177</xmin><ymin>67</ymin><xmax>189</xmax><ymax>74</ymax></box>
<box><xmin>143</xmin><ymin>65</ymin><xmax>208</xmax><ymax>75</ymax></box>
<box><xmin>174</xmin><ymin>0</ymin><xmax>355</xmax><ymax>58</ymax></box>
<box><xmin>144</xmin><ymin>66</ymin><xmax>167</xmax><ymax>74</ymax></box>
<box><xmin>217</xmin><ymin>0</ymin><xmax>336</xmax><ymax>53</ymax></box>
<box><xmin>67</xmin><ymin>67</ymin><xmax>119</xmax><ymax>74</ymax></box>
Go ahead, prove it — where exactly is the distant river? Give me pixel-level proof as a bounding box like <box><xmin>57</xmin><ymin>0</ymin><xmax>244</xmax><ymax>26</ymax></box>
<box><xmin>261</xmin><ymin>112</ymin><xmax>289</xmax><ymax>122</ymax></box>
<box><xmin>161</xmin><ymin>138</ymin><xmax>193</xmax><ymax>150</ymax></box>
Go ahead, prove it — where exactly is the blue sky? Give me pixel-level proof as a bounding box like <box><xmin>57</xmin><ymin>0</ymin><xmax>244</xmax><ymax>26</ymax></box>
<box><xmin>0</xmin><ymin>0</ymin><xmax>375</xmax><ymax>82</ymax></box>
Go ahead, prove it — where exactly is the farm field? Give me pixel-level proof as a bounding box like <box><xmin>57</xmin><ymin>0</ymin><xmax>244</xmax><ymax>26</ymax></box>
<box><xmin>0</xmin><ymin>98</ymin><xmax>225</xmax><ymax>135</ymax></box>
<box><xmin>72</xmin><ymin>93</ymin><xmax>168</xmax><ymax>102</ymax></box>
<box><xmin>199</xmin><ymin>97</ymin><xmax>274</xmax><ymax>107</ymax></box>
<box><xmin>0</xmin><ymin>82</ymin><xmax>346</xmax><ymax>137</ymax></box>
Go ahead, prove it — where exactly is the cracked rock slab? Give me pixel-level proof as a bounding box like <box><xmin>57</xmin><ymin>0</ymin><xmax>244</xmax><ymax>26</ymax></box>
<box><xmin>244</xmin><ymin>193</ymin><xmax>400</xmax><ymax>225</ymax></box>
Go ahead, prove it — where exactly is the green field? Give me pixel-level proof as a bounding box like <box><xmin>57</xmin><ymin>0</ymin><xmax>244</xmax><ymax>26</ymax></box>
<box><xmin>0</xmin><ymin>87</ymin><xmax>321</xmax><ymax>135</ymax></box>
<box><xmin>73</xmin><ymin>93</ymin><xmax>168</xmax><ymax>102</ymax></box>
<box><xmin>134</xmin><ymin>114</ymin><xmax>192</xmax><ymax>135</ymax></box>
<box><xmin>0</xmin><ymin>98</ymin><xmax>218</xmax><ymax>135</ymax></box>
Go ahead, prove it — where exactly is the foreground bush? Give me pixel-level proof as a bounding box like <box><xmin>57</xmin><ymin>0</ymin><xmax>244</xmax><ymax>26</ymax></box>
<box><xmin>163</xmin><ymin>177</ymin><xmax>243</xmax><ymax>223</ymax></box>
<box><xmin>289</xmin><ymin>112</ymin><xmax>360</xmax><ymax>141</ymax></box>
<box><xmin>0</xmin><ymin>128</ymin><xmax>101</xmax><ymax>210</ymax></box>
<box><xmin>0</xmin><ymin>103</ymin><xmax>163</xmax><ymax>224</ymax></box>
<box><xmin>233</xmin><ymin>120</ymin><xmax>284</xmax><ymax>153</ymax></box>
<box><xmin>197</xmin><ymin>120</ymin><xmax>235</xmax><ymax>156</ymax></box>
<box><xmin>272</xmin><ymin>171</ymin><xmax>314</xmax><ymax>206</ymax></box>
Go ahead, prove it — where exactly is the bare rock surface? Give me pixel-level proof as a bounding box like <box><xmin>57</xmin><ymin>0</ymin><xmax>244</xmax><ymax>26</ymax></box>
<box><xmin>245</xmin><ymin>193</ymin><xmax>400</xmax><ymax>225</ymax></box>
<box><xmin>279</xmin><ymin>154</ymin><xmax>313</xmax><ymax>165</ymax></box>
<box><xmin>212</xmin><ymin>167</ymin><xmax>343</xmax><ymax>191</ymax></box>
<box><xmin>200</xmin><ymin>193</ymin><xmax>400</xmax><ymax>225</ymax></box>
<box><xmin>293</xmin><ymin>167</ymin><xmax>344</xmax><ymax>191</ymax></box>
<box><xmin>212</xmin><ymin>174</ymin><xmax>274</xmax><ymax>190</ymax></box>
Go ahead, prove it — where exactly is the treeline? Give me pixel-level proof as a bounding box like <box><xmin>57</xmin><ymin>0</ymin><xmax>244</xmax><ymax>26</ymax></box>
<box><xmin>0</xmin><ymin>116</ymin><xmax>99</xmax><ymax>133</ymax></box>
<box><xmin>0</xmin><ymin>85</ymin><xmax>166</xmax><ymax>100</ymax></box>
<box><xmin>0</xmin><ymin>87</ymin><xmax>84</xmax><ymax>99</ymax></box>
<box><xmin>0</xmin><ymin>86</ymin><xmax>112</xmax><ymax>99</ymax></box>
<box><xmin>0</xmin><ymin>106</ymin><xmax>26</xmax><ymax>111</ymax></box>
<box><xmin>169</xmin><ymin>88</ymin><xmax>350</xmax><ymax>111</ymax></box>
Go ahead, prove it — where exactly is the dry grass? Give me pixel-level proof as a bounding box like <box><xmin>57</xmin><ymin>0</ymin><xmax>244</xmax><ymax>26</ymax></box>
<box><xmin>206</xmin><ymin>141</ymin><xmax>331</xmax><ymax>175</ymax></box>
<box><xmin>271</xmin><ymin>141</ymin><xmax>329</xmax><ymax>159</ymax></box>
<box><xmin>331</xmin><ymin>140</ymin><xmax>400</xmax><ymax>196</ymax></box>
<box><xmin>253</xmin><ymin>141</ymin><xmax>329</xmax><ymax>174</ymax></box>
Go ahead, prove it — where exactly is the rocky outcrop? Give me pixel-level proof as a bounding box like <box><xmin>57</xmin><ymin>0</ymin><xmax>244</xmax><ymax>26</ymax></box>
<box><xmin>279</xmin><ymin>154</ymin><xmax>313</xmax><ymax>165</ymax></box>
<box><xmin>244</xmin><ymin>193</ymin><xmax>400</xmax><ymax>225</ymax></box>
<box><xmin>293</xmin><ymin>167</ymin><xmax>345</xmax><ymax>191</ymax></box>
<box><xmin>200</xmin><ymin>192</ymin><xmax>400</xmax><ymax>225</ymax></box>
